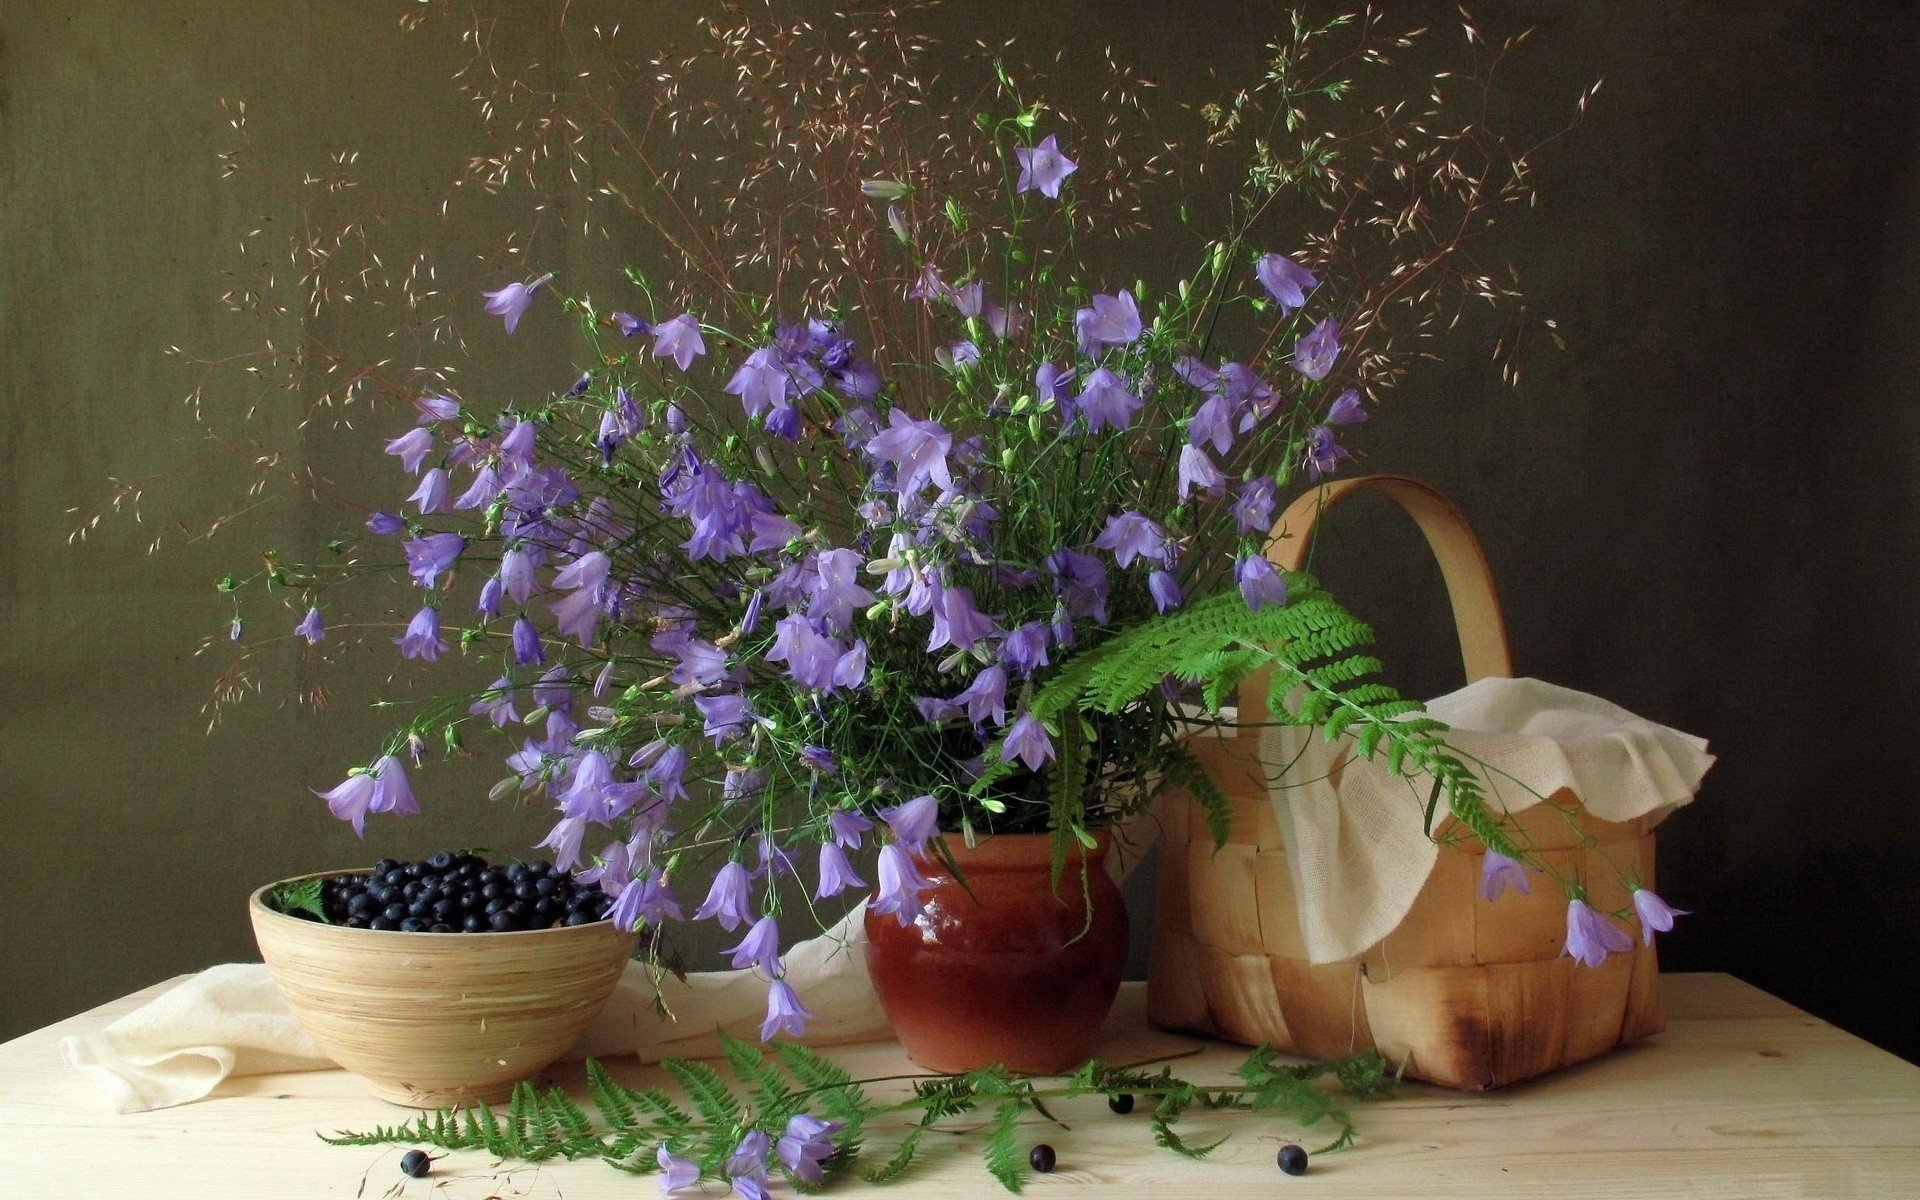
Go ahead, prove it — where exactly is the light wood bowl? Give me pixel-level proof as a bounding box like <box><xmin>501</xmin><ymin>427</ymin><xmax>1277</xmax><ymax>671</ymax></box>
<box><xmin>249</xmin><ymin>870</ymin><xmax>638</xmax><ymax>1109</ymax></box>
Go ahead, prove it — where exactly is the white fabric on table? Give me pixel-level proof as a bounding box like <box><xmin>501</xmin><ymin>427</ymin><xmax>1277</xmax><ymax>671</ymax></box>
<box><xmin>63</xmin><ymin>906</ymin><xmax>887</xmax><ymax>1115</ymax></box>
<box><xmin>1258</xmin><ymin>676</ymin><xmax>1714</xmax><ymax>963</ymax></box>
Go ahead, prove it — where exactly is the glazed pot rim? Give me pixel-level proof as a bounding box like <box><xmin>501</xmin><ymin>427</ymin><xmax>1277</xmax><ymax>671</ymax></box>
<box><xmin>249</xmin><ymin>868</ymin><xmax>634</xmax><ymax>942</ymax></box>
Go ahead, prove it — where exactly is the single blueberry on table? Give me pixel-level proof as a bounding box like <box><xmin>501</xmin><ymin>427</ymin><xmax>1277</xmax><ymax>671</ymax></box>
<box><xmin>399</xmin><ymin>1148</ymin><xmax>432</xmax><ymax>1177</ymax></box>
<box><xmin>1277</xmin><ymin>1143</ymin><xmax>1309</xmax><ymax>1176</ymax></box>
<box><xmin>1107</xmin><ymin>1092</ymin><xmax>1135</xmax><ymax>1115</ymax></box>
<box><xmin>1028</xmin><ymin>1144</ymin><xmax>1056</xmax><ymax>1173</ymax></box>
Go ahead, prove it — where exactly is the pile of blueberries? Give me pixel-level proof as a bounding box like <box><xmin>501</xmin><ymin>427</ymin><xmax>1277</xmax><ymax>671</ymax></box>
<box><xmin>317</xmin><ymin>852</ymin><xmax>611</xmax><ymax>933</ymax></box>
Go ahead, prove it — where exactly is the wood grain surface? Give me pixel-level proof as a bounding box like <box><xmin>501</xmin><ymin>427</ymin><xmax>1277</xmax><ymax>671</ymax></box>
<box><xmin>3</xmin><ymin>974</ymin><xmax>1916</xmax><ymax>1198</ymax></box>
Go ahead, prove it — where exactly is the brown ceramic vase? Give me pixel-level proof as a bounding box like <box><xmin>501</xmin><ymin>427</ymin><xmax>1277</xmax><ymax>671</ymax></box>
<box><xmin>863</xmin><ymin>832</ymin><xmax>1128</xmax><ymax>1074</ymax></box>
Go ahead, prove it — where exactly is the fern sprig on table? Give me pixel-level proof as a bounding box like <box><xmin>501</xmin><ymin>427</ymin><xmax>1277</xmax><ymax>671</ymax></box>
<box><xmin>322</xmin><ymin>1036</ymin><xmax>1394</xmax><ymax>1192</ymax></box>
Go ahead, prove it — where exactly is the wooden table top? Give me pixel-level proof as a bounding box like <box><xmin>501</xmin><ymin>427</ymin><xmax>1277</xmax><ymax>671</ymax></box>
<box><xmin>2</xmin><ymin>973</ymin><xmax>1916</xmax><ymax>1198</ymax></box>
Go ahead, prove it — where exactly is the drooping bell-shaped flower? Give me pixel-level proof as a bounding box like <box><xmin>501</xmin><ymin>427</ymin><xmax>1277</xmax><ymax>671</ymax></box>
<box><xmin>1148</xmin><ymin>570</ymin><xmax>1184</xmax><ymax>613</ymax></box>
<box><xmin>1326</xmin><ymin>388</ymin><xmax>1369</xmax><ymax>425</ymax></box>
<box><xmin>1479</xmin><ymin>851</ymin><xmax>1531</xmax><ymax>902</ymax></box>
<box><xmin>1255</xmin><ymin>252</ymin><xmax>1317</xmax><ymax>312</ymax></box>
<box><xmin>815</xmin><ymin>843</ymin><xmax>865</xmax><ymax>899</ymax></box>
<box><xmin>927</xmin><ymin>584</ymin><xmax>999</xmax><ymax>652</ymax></box>
<box><xmin>611</xmin><ymin>871</ymin><xmax>684</xmax><ymax>932</ymax></box>
<box><xmin>365</xmin><ymin>510</ymin><xmax>406</xmax><ymax>536</ymax></box>
<box><xmin>454</xmin><ymin>465</ymin><xmax>503</xmax><ymax>511</ymax></box>
<box><xmin>481</xmin><ymin>272</ymin><xmax>552</xmax><ymax>335</ymax></box>
<box><xmin>394</xmin><ymin>605</ymin><xmax>448</xmax><ymax>661</ymax></box>
<box><xmin>760</xmin><ymin>979</ymin><xmax>814</xmax><ymax>1042</ymax></box>
<box><xmin>827</xmin><ymin>809</ymin><xmax>872</xmax><ymax>849</ymax></box>
<box><xmin>1235</xmin><ymin>555</ymin><xmax>1289</xmax><ymax>611</ymax></box>
<box><xmin>871</xmin><ymin>844</ymin><xmax>934</xmax><ymax>926</ymax></box>
<box><xmin>953</xmin><ymin>666</ymin><xmax>1010</xmax><ymax>728</ymax></box>
<box><xmin>1632</xmin><ymin>888</ymin><xmax>1689</xmax><ymax>944</ymax></box>
<box><xmin>692</xmin><ymin>861</ymin><xmax>755</xmax><ymax>931</ymax></box>
<box><xmin>1073</xmin><ymin>367</ymin><xmax>1143</xmax><ymax>434</ymax></box>
<box><xmin>656</xmin><ymin>1145</ymin><xmax>700</xmax><ymax>1194</ymax></box>
<box><xmin>724</xmin><ymin>914</ymin><xmax>783</xmax><ymax>975</ymax></box>
<box><xmin>384</xmin><ymin>426</ymin><xmax>435</xmax><ymax>475</ymax></box>
<box><xmin>1002</xmin><ymin>621</ymin><xmax>1053</xmax><ymax>678</ymax></box>
<box><xmin>775</xmin><ymin>1114</ymin><xmax>845</xmax><ymax>1184</ymax></box>
<box><xmin>880</xmin><ymin>794</ymin><xmax>939</xmax><ymax>855</ymax></box>
<box><xmin>408</xmin><ymin>467</ymin><xmax>449</xmax><ymax>515</ymax></box>
<box><xmin>1001</xmin><ymin>713</ymin><xmax>1056</xmax><ymax>772</ymax></box>
<box><xmin>313</xmin><ymin>771</ymin><xmax>378</xmax><ymax>836</ymax></box>
<box><xmin>1564</xmin><ymin>898</ymin><xmax>1635</xmax><ymax>968</ymax></box>
<box><xmin>1177</xmin><ymin>444</ymin><xmax>1227</xmax><ymax>501</ymax></box>
<box><xmin>469</xmin><ymin>677</ymin><xmax>518</xmax><ymax>727</ymax></box>
<box><xmin>403</xmin><ymin>532</ymin><xmax>466</xmax><ymax>589</ymax></box>
<box><xmin>510</xmin><ymin>617</ymin><xmax>545</xmax><ymax>666</ymax></box>
<box><xmin>369</xmin><ymin>754</ymin><xmax>418</xmax><ymax>818</ymax></box>
<box><xmin>294</xmin><ymin>607</ymin><xmax>326</xmax><ymax>644</ymax></box>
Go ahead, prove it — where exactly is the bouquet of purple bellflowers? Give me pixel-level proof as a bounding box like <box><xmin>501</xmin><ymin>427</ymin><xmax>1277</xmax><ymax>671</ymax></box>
<box><xmin>186</xmin><ymin>9</ymin><xmax>1674</xmax><ymax>1042</ymax></box>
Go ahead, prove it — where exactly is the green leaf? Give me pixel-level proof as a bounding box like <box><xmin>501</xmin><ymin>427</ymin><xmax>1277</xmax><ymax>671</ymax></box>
<box><xmin>984</xmin><ymin>1099</ymin><xmax>1028</xmax><ymax>1192</ymax></box>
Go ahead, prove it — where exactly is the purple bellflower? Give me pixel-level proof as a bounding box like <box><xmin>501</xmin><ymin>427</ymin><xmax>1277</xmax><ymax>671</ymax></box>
<box><xmin>1075</xmin><ymin>290</ymin><xmax>1143</xmax><ymax>355</ymax></box>
<box><xmin>1564</xmin><ymin>898</ymin><xmax>1635</xmax><ymax>968</ymax></box>
<box><xmin>394</xmin><ymin>605</ymin><xmax>447</xmax><ymax>661</ymax></box>
<box><xmin>1235</xmin><ymin>555</ymin><xmax>1289</xmax><ymax>611</ymax></box>
<box><xmin>1632</xmin><ymin>888</ymin><xmax>1689</xmax><ymax>944</ymax></box>
<box><xmin>651</xmin><ymin>314</ymin><xmax>707</xmax><ymax>371</ymax></box>
<box><xmin>1479</xmin><ymin>851</ymin><xmax>1531</xmax><ymax>902</ymax></box>
<box><xmin>1255</xmin><ymin>252</ymin><xmax>1317</xmax><ymax>312</ymax></box>
<box><xmin>1074</xmin><ymin>367</ymin><xmax>1143</xmax><ymax>434</ymax></box>
<box><xmin>870</xmin><ymin>844</ymin><xmax>934</xmax><ymax>926</ymax></box>
<box><xmin>776</xmin><ymin>1114</ymin><xmax>845</xmax><ymax>1184</ymax></box>
<box><xmin>692</xmin><ymin>861</ymin><xmax>755</xmax><ymax>931</ymax></box>
<box><xmin>1014</xmin><ymin>134</ymin><xmax>1078</xmax><ymax>198</ymax></box>
<box><xmin>295</xmin><ymin>607</ymin><xmax>326</xmax><ymax>644</ymax></box>
<box><xmin>482</xmin><ymin>272</ymin><xmax>553</xmax><ymax>335</ymax></box>
<box><xmin>1293</xmin><ymin>317</ymin><xmax>1342</xmax><ymax>381</ymax></box>
<box><xmin>761</xmin><ymin>979</ymin><xmax>815</xmax><ymax>1042</ymax></box>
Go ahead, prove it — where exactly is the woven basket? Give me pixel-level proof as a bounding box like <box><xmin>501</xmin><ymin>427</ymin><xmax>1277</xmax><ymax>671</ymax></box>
<box><xmin>1145</xmin><ymin>475</ymin><xmax>1664</xmax><ymax>1090</ymax></box>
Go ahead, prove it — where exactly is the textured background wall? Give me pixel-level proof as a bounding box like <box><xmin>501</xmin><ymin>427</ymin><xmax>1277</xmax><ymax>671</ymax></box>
<box><xmin>3</xmin><ymin>0</ymin><xmax>1917</xmax><ymax>1063</ymax></box>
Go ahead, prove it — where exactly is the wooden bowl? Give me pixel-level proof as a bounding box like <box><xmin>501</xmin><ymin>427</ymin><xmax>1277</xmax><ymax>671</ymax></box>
<box><xmin>249</xmin><ymin>870</ymin><xmax>638</xmax><ymax>1108</ymax></box>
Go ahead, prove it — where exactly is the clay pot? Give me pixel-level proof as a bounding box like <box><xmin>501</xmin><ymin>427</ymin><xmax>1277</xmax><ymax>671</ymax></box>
<box><xmin>863</xmin><ymin>832</ymin><xmax>1128</xmax><ymax>1074</ymax></box>
<box><xmin>250</xmin><ymin>871</ymin><xmax>637</xmax><ymax>1108</ymax></box>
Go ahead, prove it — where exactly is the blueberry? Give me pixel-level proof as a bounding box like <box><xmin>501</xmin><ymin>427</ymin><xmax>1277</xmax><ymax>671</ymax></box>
<box><xmin>1107</xmin><ymin>1093</ymin><xmax>1135</xmax><ymax>1115</ymax></box>
<box><xmin>461</xmin><ymin>914</ymin><xmax>487</xmax><ymax>933</ymax></box>
<box><xmin>1277</xmin><ymin>1144</ymin><xmax>1308</xmax><ymax>1176</ymax></box>
<box><xmin>370</xmin><ymin>916</ymin><xmax>399</xmax><ymax>931</ymax></box>
<box><xmin>399</xmin><ymin>1148</ymin><xmax>432</xmax><ymax>1177</ymax></box>
<box><xmin>399</xmin><ymin>917</ymin><xmax>427</xmax><ymax>933</ymax></box>
<box><xmin>489</xmin><ymin>909</ymin><xmax>520</xmax><ymax>932</ymax></box>
<box><xmin>427</xmin><ymin>852</ymin><xmax>454</xmax><ymax>871</ymax></box>
<box><xmin>1028</xmin><ymin>1144</ymin><xmax>1056</xmax><ymax>1173</ymax></box>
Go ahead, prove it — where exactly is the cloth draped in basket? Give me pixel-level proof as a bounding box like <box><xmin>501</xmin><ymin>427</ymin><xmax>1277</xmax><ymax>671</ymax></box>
<box><xmin>1258</xmin><ymin>675</ymin><xmax>1715</xmax><ymax>963</ymax></box>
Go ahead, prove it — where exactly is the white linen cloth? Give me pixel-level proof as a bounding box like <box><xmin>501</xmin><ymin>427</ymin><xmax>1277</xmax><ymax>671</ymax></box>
<box><xmin>63</xmin><ymin>907</ymin><xmax>888</xmax><ymax>1114</ymax></box>
<box><xmin>1258</xmin><ymin>676</ymin><xmax>1714</xmax><ymax>962</ymax></box>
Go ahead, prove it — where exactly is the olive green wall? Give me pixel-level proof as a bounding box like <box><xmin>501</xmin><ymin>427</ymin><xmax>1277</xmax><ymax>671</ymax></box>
<box><xmin>5</xmin><ymin>0</ymin><xmax>1918</xmax><ymax>1063</ymax></box>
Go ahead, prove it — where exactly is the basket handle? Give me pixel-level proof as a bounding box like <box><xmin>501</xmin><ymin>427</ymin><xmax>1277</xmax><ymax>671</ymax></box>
<box><xmin>1234</xmin><ymin>474</ymin><xmax>1513</xmax><ymax>731</ymax></box>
